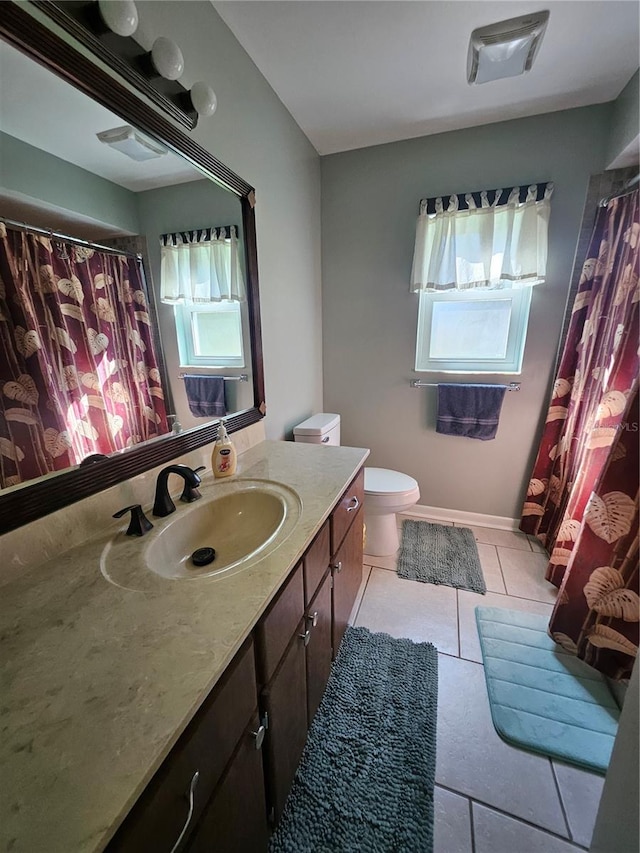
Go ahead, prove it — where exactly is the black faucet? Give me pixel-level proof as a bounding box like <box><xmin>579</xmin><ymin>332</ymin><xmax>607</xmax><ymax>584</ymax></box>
<box><xmin>153</xmin><ymin>464</ymin><xmax>202</xmax><ymax>517</ymax></box>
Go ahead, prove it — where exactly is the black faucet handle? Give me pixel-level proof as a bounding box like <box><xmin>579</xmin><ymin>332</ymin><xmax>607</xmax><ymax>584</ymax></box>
<box><xmin>180</xmin><ymin>466</ymin><xmax>205</xmax><ymax>503</ymax></box>
<box><xmin>113</xmin><ymin>504</ymin><xmax>154</xmax><ymax>537</ymax></box>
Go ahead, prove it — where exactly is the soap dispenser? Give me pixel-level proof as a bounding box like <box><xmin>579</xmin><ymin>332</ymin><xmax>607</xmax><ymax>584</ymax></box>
<box><xmin>212</xmin><ymin>419</ymin><xmax>237</xmax><ymax>478</ymax></box>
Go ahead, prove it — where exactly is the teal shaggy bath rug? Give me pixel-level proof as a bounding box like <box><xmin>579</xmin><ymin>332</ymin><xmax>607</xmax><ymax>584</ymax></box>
<box><xmin>269</xmin><ymin>626</ymin><xmax>438</xmax><ymax>852</ymax></box>
<box><xmin>398</xmin><ymin>519</ymin><xmax>486</xmax><ymax>594</ymax></box>
<box><xmin>476</xmin><ymin>607</ymin><xmax>620</xmax><ymax>774</ymax></box>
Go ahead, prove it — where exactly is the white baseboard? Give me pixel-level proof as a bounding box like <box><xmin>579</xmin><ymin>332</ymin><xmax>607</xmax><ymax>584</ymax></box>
<box><xmin>405</xmin><ymin>503</ymin><xmax>521</xmax><ymax>532</ymax></box>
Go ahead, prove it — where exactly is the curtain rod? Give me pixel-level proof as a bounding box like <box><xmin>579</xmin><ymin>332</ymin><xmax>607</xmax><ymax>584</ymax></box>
<box><xmin>599</xmin><ymin>174</ymin><xmax>640</xmax><ymax>207</ymax></box>
<box><xmin>0</xmin><ymin>217</ymin><xmax>142</xmax><ymax>260</ymax></box>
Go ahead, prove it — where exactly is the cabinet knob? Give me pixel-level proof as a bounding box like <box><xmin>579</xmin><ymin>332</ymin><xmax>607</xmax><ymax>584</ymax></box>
<box><xmin>346</xmin><ymin>496</ymin><xmax>360</xmax><ymax>512</ymax></box>
<box><xmin>299</xmin><ymin>628</ymin><xmax>312</xmax><ymax>646</ymax></box>
<box><xmin>307</xmin><ymin>610</ymin><xmax>319</xmax><ymax>628</ymax></box>
<box><xmin>169</xmin><ymin>769</ymin><xmax>199</xmax><ymax>853</ymax></box>
<box><xmin>251</xmin><ymin>725</ymin><xmax>266</xmax><ymax>750</ymax></box>
<box><xmin>331</xmin><ymin>561</ymin><xmax>343</xmax><ymax>574</ymax></box>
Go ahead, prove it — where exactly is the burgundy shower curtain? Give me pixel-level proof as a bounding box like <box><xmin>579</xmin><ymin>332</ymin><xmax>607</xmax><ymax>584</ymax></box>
<box><xmin>521</xmin><ymin>189</ymin><xmax>639</xmax><ymax>680</ymax></box>
<box><xmin>0</xmin><ymin>224</ymin><xmax>168</xmax><ymax>487</ymax></box>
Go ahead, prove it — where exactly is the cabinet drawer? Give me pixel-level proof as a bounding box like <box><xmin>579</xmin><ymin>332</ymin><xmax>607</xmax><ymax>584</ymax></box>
<box><xmin>108</xmin><ymin>638</ymin><xmax>258</xmax><ymax>852</ymax></box>
<box><xmin>330</xmin><ymin>468</ymin><xmax>364</xmax><ymax>556</ymax></box>
<box><xmin>255</xmin><ymin>562</ymin><xmax>304</xmax><ymax>685</ymax></box>
<box><xmin>303</xmin><ymin>522</ymin><xmax>330</xmax><ymax>606</ymax></box>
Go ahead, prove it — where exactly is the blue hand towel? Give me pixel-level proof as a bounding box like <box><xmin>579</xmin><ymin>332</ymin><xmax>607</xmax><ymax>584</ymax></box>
<box><xmin>436</xmin><ymin>384</ymin><xmax>507</xmax><ymax>440</ymax></box>
<box><xmin>183</xmin><ymin>375</ymin><xmax>227</xmax><ymax>418</ymax></box>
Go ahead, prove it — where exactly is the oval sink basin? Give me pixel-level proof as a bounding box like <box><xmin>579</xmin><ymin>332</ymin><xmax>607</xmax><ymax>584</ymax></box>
<box><xmin>101</xmin><ymin>479</ymin><xmax>302</xmax><ymax>588</ymax></box>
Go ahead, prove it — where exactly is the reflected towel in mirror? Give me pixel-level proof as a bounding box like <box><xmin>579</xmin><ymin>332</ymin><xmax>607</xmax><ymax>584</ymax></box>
<box><xmin>436</xmin><ymin>384</ymin><xmax>507</xmax><ymax>440</ymax></box>
<box><xmin>183</xmin><ymin>375</ymin><xmax>227</xmax><ymax>418</ymax></box>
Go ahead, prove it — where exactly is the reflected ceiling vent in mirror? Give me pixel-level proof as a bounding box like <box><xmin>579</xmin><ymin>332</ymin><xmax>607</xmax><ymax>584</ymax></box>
<box><xmin>97</xmin><ymin>125</ymin><xmax>168</xmax><ymax>161</ymax></box>
<box><xmin>467</xmin><ymin>11</ymin><xmax>550</xmax><ymax>84</ymax></box>
<box><xmin>34</xmin><ymin>2</ymin><xmax>218</xmax><ymax>128</ymax></box>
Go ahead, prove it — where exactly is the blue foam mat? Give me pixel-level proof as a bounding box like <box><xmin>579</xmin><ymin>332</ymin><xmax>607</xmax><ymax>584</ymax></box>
<box><xmin>475</xmin><ymin>607</ymin><xmax>620</xmax><ymax>775</ymax></box>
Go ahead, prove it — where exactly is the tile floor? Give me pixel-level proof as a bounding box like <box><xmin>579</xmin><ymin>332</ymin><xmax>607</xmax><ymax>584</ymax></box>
<box><xmin>352</xmin><ymin>513</ymin><xmax>606</xmax><ymax>853</ymax></box>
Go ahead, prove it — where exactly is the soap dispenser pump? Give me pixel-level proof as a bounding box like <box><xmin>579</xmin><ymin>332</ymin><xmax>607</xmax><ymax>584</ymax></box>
<box><xmin>212</xmin><ymin>419</ymin><xmax>237</xmax><ymax>478</ymax></box>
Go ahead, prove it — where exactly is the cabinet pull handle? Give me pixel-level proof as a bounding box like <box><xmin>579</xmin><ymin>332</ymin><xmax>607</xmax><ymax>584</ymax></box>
<box><xmin>307</xmin><ymin>610</ymin><xmax>319</xmax><ymax>628</ymax></box>
<box><xmin>346</xmin><ymin>496</ymin><xmax>360</xmax><ymax>512</ymax></box>
<box><xmin>299</xmin><ymin>628</ymin><xmax>312</xmax><ymax>646</ymax></box>
<box><xmin>331</xmin><ymin>561</ymin><xmax>343</xmax><ymax>574</ymax></box>
<box><xmin>321</xmin><ymin>436</ymin><xmax>330</xmax><ymax>443</ymax></box>
<box><xmin>169</xmin><ymin>770</ymin><xmax>199</xmax><ymax>853</ymax></box>
<box><xmin>251</xmin><ymin>724</ymin><xmax>266</xmax><ymax>750</ymax></box>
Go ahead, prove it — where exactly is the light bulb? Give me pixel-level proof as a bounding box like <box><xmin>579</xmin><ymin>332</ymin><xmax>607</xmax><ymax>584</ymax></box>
<box><xmin>190</xmin><ymin>82</ymin><xmax>217</xmax><ymax>117</ymax></box>
<box><xmin>97</xmin><ymin>0</ymin><xmax>139</xmax><ymax>37</ymax></box>
<box><xmin>151</xmin><ymin>37</ymin><xmax>184</xmax><ymax>81</ymax></box>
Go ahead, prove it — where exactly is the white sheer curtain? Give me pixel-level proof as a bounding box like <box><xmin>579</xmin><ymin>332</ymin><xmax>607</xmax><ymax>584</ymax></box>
<box><xmin>160</xmin><ymin>226</ymin><xmax>245</xmax><ymax>303</ymax></box>
<box><xmin>410</xmin><ymin>183</ymin><xmax>553</xmax><ymax>292</ymax></box>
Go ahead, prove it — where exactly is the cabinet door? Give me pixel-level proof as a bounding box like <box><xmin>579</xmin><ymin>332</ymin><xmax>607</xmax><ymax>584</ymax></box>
<box><xmin>186</xmin><ymin>714</ymin><xmax>269</xmax><ymax>853</ymax></box>
<box><xmin>305</xmin><ymin>570</ymin><xmax>333</xmax><ymax>724</ymax></box>
<box><xmin>332</xmin><ymin>509</ymin><xmax>363</xmax><ymax>657</ymax></box>
<box><xmin>303</xmin><ymin>522</ymin><xmax>330</xmax><ymax>606</ymax></box>
<box><xmin>261</xmin><ymin>626</ymin><xmax>308</xmax><ymax>824</ymax></box>
<box><xmin>330</xmin><ymin>469</ymin><xmax>364</xmax><ymax>556</ymax></box>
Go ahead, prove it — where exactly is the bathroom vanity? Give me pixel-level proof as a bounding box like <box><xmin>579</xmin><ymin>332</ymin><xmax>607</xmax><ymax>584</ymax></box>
<box><xmin>0</xmin><ymin>440</ymin><xmax>368</xmax><ymax>852</ymax></box>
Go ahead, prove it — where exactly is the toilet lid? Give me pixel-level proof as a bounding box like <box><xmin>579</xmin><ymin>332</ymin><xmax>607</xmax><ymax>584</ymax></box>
<box><xmin>364</xmin><ymin>467</ymin><xmax>418</xmax><ymax>496</ymax></box>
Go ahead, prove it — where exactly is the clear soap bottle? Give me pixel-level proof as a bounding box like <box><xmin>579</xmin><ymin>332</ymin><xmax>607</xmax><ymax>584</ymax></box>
<box><xmin>212</xmin><ymin>420</ymin><xmax>237</xmax><ymax>478</ymax></box>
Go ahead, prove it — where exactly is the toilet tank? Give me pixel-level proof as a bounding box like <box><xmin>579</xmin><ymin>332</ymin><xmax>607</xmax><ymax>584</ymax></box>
<box><xmin>293</xmin><ymin>413</ymin><xmax>341</xmax><ymax>446</ymax></box>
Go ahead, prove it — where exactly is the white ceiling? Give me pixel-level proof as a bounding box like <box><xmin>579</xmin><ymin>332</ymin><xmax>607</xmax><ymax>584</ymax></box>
<box><xmin>214</xmin><ymin>0</ymin><xmax>640</xmax><ymax>155</ymax></box>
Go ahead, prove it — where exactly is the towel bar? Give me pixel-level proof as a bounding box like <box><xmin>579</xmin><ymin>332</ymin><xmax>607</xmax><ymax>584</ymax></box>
<box><xmin>410</xmin><ymin>380</ymin><xmax>521</xmax><ymax>391</ymax></box>
<box><xmin>179</xmin><ymin>373</ymin><xmax>249</xmax><ymax>382</ymax></box>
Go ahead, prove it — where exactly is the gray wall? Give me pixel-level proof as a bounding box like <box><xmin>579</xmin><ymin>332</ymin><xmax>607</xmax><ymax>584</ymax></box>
<box><xmin>131</xmin><ymin>2</ymin><xmax>323</xmax><ymax>440</ymax></box>
<box><xmin>606</xmin><ymin>69</ymin><xmax>639</xmax><ymax>168</ymax></box>
<box><xmin>321</xmin><ymin>104</ymin><xmax>612</xmax><ymax>519</ymax></box>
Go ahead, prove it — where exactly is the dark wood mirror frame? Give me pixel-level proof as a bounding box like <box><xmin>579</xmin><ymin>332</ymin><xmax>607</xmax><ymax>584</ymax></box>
<box><xmin>0</xmin><ymin>2</ymin><xmax>265</xmax><ymax>535</ymax></box>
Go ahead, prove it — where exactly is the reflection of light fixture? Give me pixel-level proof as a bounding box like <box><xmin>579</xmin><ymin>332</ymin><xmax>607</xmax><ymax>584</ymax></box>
<box><xmin>190</xmin><ymin>82</ymin><xmax>218</xmax><ymax>117</ymax></box>
<box><xmin>97</xmin><ymin>125</ymin><xmax>168</xmax><ymax>161</ymax></box>
<box><xmin>97</xmin><ymin>0</ymin><xmax>139</xmax><ymax>37</ymax></box>
<box><xmin>150</xmin><ymin>37</ymin><xmax>184</xmax><ymax>81</ymax></box>
<box><xmin>467</xmin><ymin>11</ymin><xmax>549</xmax><ymax>84</ymax></box>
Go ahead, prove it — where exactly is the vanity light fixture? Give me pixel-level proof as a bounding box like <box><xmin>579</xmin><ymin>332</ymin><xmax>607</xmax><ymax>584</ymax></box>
<box><xmin>97</xmin><ymin>125</ymin><xmax>168</xmax><ymax>161</ymax></box>
<box><xmin>467</xmin><ymin>10</ymin><xmax>550</xmax><ymax>84</ymax></box>
<box><xmin>190</xmin><ymin>81</ymin><xmax>218</xmax><ymax>118</ymax></box>
<box><xmin>97</xmin><ymin>0</ymin><xmax>139</xmax><ymax>37</ymax></box>
<box><xmin>150</xmin><ymin>36</ymin><xmax>184</xmax><ymax>81</ymax></box>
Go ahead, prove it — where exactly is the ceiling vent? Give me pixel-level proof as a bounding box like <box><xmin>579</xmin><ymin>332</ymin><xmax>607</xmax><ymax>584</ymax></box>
<box><xmin>467</xmin><ymin>11</ymin><xmax>550</xmax><ymax>85</ymax></box>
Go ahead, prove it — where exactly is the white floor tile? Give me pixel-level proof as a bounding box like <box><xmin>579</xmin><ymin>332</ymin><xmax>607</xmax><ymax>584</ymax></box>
<box><xmin>472</xmin><ymin>803</ymin><xmax>580</xmax><ymax>853</ymax></box>
<box><xmin>434</xmin><ymin>787</ymin><xmax>472</xmax><ymax>853</ymax></box>
<box><xmin>354</xmin><ymin>568</ymin><xmax>459</xmax><ymax>655</ymax></box>
<box><xmin>465</xmin><ymin>525</ymin><xmax>532</xmax><ymax>551</ymax></box>
<box><xmin>498</xmin><ymin>547</ymin><xmax>557</xmax><ymax>604</ymax></box>
<box><xmin>436</xmin><ymin>654</ymin><xmax>568</xmax><ymax>835</ymax></box>
<box><xmin>553</xmin><ymin>761</ymin><xmax>605</xmax><ymax>848</ymax></box>
<box><xmin>476</xmin><ymin>543</ymin><xmax>506</xmax><ymax>595</ymax></box>
<box><xmin>362</xmin><ymin>551</ymin><xmax>398</xmax><ymax>572</ymax></box>
<box><xmin>457</xmin><ymin>590</ymin><xmax>554</xmax><ymax>664</ymax></box>
<box><xmin>349</xmin><ymin>565</ymin><xmax>372</xmax><ymax>624</ymax></box>
<box><xmin>528</xmin><ymin>535</ymin><xmax>548</xmax><ymax>554</ymax></box>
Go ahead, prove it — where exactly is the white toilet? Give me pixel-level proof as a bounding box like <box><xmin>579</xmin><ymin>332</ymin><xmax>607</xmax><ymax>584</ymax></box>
<box><xmin>293</xmin><ymin>414</ymin><xmax>420</xmax><ymax>556</ymax></box>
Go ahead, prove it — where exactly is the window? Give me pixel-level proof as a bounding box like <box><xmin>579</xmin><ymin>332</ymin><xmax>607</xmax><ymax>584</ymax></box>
<box><xmin>415</xmin><ymin>288</ymin><xmax>532</xmax><ymax>374</ymax></box>
<box><xmin>174</xmin><ymin>300</ymin><xmax>245</xmax><ymax>368</ymax></box>
<box><xmin>410</xmin><ymin>182</ymin><xmax>552</xmax><ymax>374</ymax></box>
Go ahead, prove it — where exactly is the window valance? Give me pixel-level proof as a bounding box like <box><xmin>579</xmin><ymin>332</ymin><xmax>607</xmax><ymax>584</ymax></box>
<box><xmin>160</xmin><ymin>225</ymin><xmax>245</xmax><ymax>304</ymax></box>
<box><xmin>410</xmin><ymin>182</ymin><xmax>553</xmax><ymax>292</ymax></box>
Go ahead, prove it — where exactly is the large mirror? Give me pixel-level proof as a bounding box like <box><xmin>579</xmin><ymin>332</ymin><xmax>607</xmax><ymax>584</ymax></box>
<box><xmin>0</xmin><ymin>3</ymin><xmax>265</xmax><ymax>533</ymax></box>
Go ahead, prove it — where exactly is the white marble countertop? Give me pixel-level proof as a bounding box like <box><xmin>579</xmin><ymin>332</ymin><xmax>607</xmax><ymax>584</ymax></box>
<box><xmin>1</xmin><ymin>439</ymin><xmax>369</xmax><ymax>853</ymax></box>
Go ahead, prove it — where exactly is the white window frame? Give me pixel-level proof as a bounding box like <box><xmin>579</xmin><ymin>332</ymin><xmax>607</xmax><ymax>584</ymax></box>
<box><xmin>175</xmin><ymin>300</ymin><xmax>245</xmax><ymax>368</ymax></box>
<box><xmin>415</xmin><ymin>287</ymin><xmax>532</xmax><ymax>374</ymax></box>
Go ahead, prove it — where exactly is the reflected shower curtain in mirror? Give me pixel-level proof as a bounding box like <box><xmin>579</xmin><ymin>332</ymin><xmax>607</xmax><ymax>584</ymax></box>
<box><xmin>520</xmin><ymin>190</ymin><xmax>639</xmax><ymax>679</ymax></box>
<box><xmin>0</xmin><ymin>224</ymin><xmax>168</xmax><ymax>487</ymax></box>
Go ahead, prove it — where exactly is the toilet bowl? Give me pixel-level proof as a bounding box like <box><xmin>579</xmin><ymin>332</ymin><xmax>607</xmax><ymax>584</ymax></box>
<box><xmin>363</xmin><ymin>467</ymin><xmax>420</xmax><ymax>556</ymax></box>
<box><xmin>293</xmin><ymin>414</ymin><xmax>420</xmax><ymax>557</ymax></box>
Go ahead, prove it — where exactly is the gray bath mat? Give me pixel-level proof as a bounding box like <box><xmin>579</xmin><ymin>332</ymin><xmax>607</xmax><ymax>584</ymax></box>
<box><xmin>397</xmin><ymin>519</ymin><xmax>486</xmax><ymax>594</ymax></box>
<box><xmin>269</xmin><ymin>626</ymin><xmax>438</xmax><ymax>853</ymax></box>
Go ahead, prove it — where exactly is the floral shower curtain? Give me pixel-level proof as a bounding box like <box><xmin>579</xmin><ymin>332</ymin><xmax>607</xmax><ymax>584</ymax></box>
<box><xmin>521</xmin><ymin>189</ymin><xmax>639</xmax><ymax>679</ymax></box>
<box><xmin>0</xmin><ymin>224</ymin><xmax>168</xmax><ymax>488</ymax></box>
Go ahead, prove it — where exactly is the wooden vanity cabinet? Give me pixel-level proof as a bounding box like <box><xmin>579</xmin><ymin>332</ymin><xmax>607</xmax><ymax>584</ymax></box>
<box><xmin>107</xmin><ymin>637</ymin><xmax>267</xmax><ymax>853</ymax></box>
<box><xmin>331</xmin><ymin>469</ymin><xmax>364</xmax><ymax>657</ymax></box>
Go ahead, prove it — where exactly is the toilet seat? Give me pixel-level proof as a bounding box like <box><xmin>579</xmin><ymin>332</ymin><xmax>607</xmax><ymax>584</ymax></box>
<box><xmin>364</xmin><ymin>467</ymin><xmax>419</xmax><ymax>498</ymax></box>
